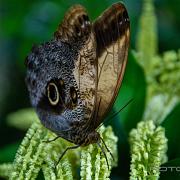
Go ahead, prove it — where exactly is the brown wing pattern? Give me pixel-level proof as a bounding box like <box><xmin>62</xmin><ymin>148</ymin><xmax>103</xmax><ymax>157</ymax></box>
<box><xmin>55</xmin><ymin>5</ymin><xmax>97</xmax><ymax>122</ymax></box>
<box><xmin>73</xmin><ymin>32</ymin><xmax>97</xmax><ymax>121</ymax></box>
<box><xmin>93</xmin><ymin>3</ymin><xmax>130</xmax><ymax>127</ymax></box>
<box><xmin>54</xmin><ymin>5</ymin><xmax>90</xmax><ymax>43</ymax></box>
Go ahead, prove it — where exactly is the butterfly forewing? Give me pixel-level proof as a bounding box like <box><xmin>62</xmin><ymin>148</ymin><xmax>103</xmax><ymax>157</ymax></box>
<box><xmin>92</xmin><ymin>3</ymin><xmax>130</xmax><ymax>128</ymax></box>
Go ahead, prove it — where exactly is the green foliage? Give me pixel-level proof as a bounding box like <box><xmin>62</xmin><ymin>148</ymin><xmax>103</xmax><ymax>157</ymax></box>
<box><xmin>162</xmin><ymin>104</ymin><xmax>180</xmax><ymax>159</ymax></box>
<box><xmin>148</xmin><ymin>50</ymin><xmax>180</xmax><ymax>99</ymax></box>
<box><xmin>129</xmin><ymin>120</ymin><xmax>167</xmax><ymax>179</ymax></box>
<box><xmin>136</xmin><ymin>0</ymin><xmax>158</xmax><ymax>71</ymax></box>
<box><xmin>0</xmin><ymin>0</ymin><xmax>179</xmax><ymax>179</ymax></box>
<box><xmin>7</xmin><ymin>108</ymin><xmax>39</xmax><ymax>130</ymax></box>
<box><xmin>0</xmin><ymin>118</ymin><xmax>117</xmax><ymax>179</ymax></box>
<box><xmin>128</xmin><ymin>0</ymin><xmax>179</xmax><ymax>179</ymax></box>
<box><xmin>143</xmin><ymin>94</ymin><xmax>179</xmax><ymax>125</ymax></box>
<box><xmin>114</xmin><ymin>51</ymin><xmax>146</xmax><ymax>134</ymax></box>
<box><xmin>80</xmin><ymin>126</ymin><xmax>118</xmax><ymax>179</ymax></box>
<box><xmin>0</xmin><ymin>143</ymin><xmax>20</xmax><ymax>163</ymax></box>
<box><xmin>0</xmin><ymin>163</ymin><xmax>13</xmax><ymax>179</ymax></box>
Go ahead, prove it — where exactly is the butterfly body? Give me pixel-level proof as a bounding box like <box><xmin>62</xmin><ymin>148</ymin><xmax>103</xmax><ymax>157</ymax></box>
<box><xmin>26</xmin><ymin>3</ymin><xmax>130</xmax><ymax>147</ymax></box>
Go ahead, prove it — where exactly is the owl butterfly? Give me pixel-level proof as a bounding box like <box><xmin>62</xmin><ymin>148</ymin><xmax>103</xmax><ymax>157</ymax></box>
<box><xmin>26</xmin><ymin>2</ymin><xmax>130</xmax><ymax>167</ymax></box>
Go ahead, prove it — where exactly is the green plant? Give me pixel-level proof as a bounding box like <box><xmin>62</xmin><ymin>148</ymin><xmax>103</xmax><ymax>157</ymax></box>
<box><xmin>0</xmin><ymin>0</ymin><xmax>179</xmax><ymax>179</ymax></box>
<box><xmin>0</xmin><ymin>114</ymin><xmax>118</xmax><ymax>179</ymax></box>
<box><xmin>129</xmin><ymin>0</ymin><xmax>179</xmax><ymax>179</ymax></box>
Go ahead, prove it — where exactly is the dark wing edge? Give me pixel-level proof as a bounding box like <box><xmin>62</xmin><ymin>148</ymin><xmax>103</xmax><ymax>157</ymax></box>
<box><xmin>92</xmin><ymin>2</ymin><xmax>130</xmax><ymax>128</ymax></box>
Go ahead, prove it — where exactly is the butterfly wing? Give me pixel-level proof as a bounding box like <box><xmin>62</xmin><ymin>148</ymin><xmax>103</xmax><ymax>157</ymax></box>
<box><xmin>55</xmin><ymin>5</ymin><xmax>97</xmax><ymax>126</ymax></box>
<box><xmin>55</xmin><ymin>5</ymin><xmax>92</xmax><ymax>45</ymax></box>
<box><xmin>92</xmin><ymin>2</ymin><xmax>130</xmax><ymax>128</ymax></box>
<box><xmin>26</xmin><ymin>3</ymin><xmax>130</xmax><ymax>145</ymax></box>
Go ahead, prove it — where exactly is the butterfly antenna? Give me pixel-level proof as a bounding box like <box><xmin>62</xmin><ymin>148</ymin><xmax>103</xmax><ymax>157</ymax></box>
<box><xmin>98</xmin><ymin>98</ymin><xmax>133</xmax><ymax>129</ymax></box>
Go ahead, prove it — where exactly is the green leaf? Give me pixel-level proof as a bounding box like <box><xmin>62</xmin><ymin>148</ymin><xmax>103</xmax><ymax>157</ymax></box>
<box><xmin>112</xmin><ymin>51</ymin><xmax>146</xmax><ymax>135</ymax></box>
<box><xmin>162</xmin><ymin>103</ymin><xmax>180</xmax><ymax>159</ymax></box>
<box><xmin>7</xmin><ymin>108</ymin><xmax>39</xmax><ymax>130</ymax></box>
<box><xmin>160</xmin><ymin>159</ymin><xmax>180</xmax><ymax>180</ymax></box>
<box><xmin>0</xmin><ymin>142</ymin><xmax>20</xmax><ymax>163</ymax></box>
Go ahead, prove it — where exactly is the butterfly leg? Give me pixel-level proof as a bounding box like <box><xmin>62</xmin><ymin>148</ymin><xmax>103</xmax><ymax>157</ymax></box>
<box><xmin>55</xmin><ymin>145</ymin><xmax>80</xmax><ymax>169</ymax></box>
<box><xmin>43</xmin><ymin>136</ymin><xmax>61</xmax><ymax>143</ymax></box>
<box><xmin>100</xmin><ymin>136</ymin><xmax>114</xmax><ymax>161</ymax></box>
<box><xmin>97</xmin><ymin>142</ymin><xmax>110</xmax><ymax>170</ymax></box>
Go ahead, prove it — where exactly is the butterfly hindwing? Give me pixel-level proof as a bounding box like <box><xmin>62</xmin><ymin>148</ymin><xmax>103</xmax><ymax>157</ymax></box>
<box><xmin>55</xmin><ymin>5</ymin><xmax>91</xmax><ymax>45</ymax></box>
<box><xmin>55</xmin><ymin>5</ymin><xmax>97</xmax><ymax>123</ymax></box>
<box><xmin>92</xmin><ymin>2</ymin><xmax>130</xmax><ymax>128</ymax></box>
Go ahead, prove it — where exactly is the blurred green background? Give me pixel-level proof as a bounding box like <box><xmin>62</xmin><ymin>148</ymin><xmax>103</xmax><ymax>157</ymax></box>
<box><xmin>0</xmin><ymin>0</ymin><xmax>180</xmax><ymax>179</ymax></box>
